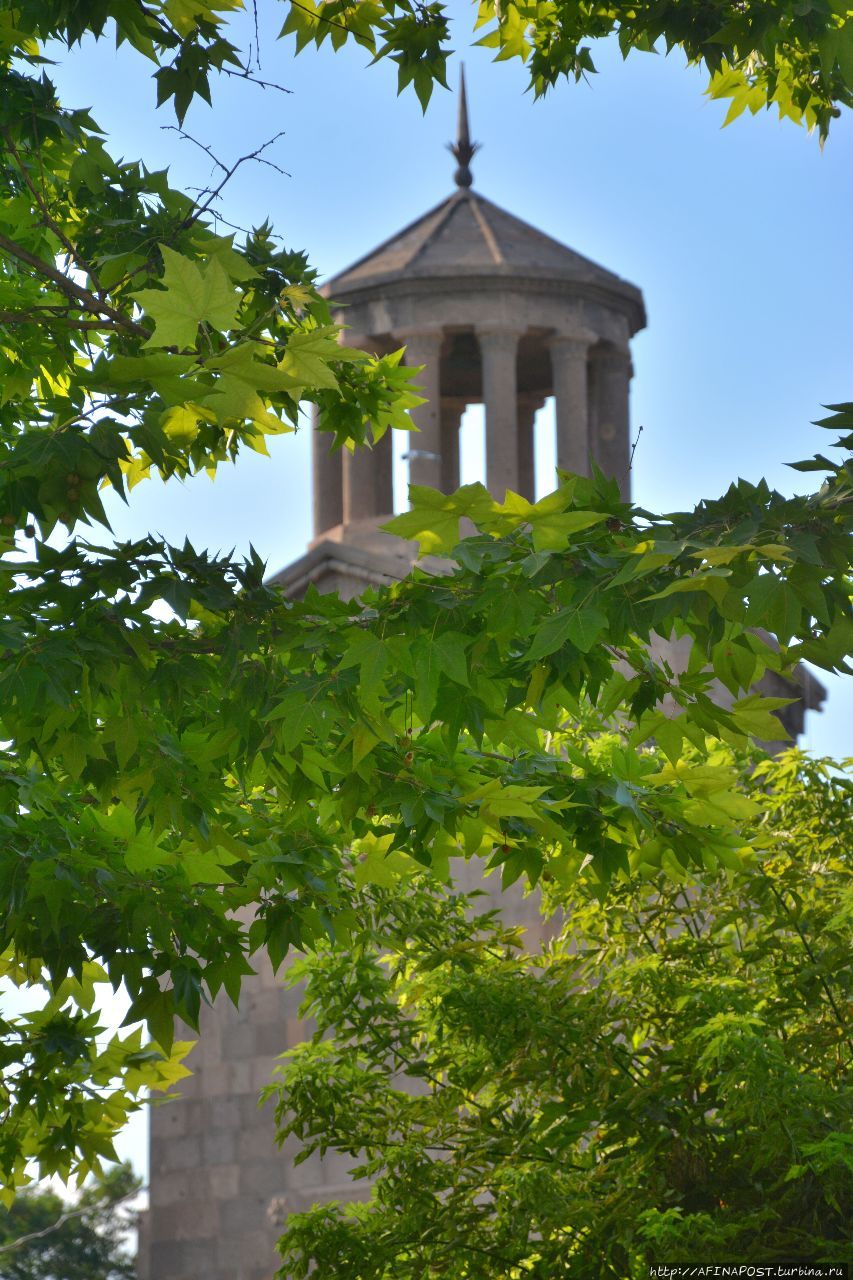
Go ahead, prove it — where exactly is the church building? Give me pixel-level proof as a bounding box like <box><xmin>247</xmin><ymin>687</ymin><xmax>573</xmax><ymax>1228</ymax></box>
<box><xmin>138</xmin><ymin>73</ymin><xmax>821</xmax><ymax>1280</ymax></box>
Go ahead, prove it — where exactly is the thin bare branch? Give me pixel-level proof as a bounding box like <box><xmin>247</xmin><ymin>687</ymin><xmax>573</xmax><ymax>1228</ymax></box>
<box><xmin>162</xmin><ymin>125</ymin><xmax>229</xmax><ymax>176</ymax></box>
<box><xmin>0</xmin><ymin>1183</ymin><xmax>146</xmax><ymax>1257</ymax></box>
<box><xmin>221</xmin><ymin>64</ymin><xmax>291</xmax><ymax>95</ymax></box>
<box><xmin>168</xmin><ymin>129</ymin><xmax>290</xmax><ymax>232</ymax></box>
<box><xmin>252</xmin><ymin>1</ymin><xmax>261</xmax><ymax>69</ymax></box>
<box><xmin>629</xmin><ymin>423</ymin><xmax>644</xmax><ymax>470</ymax></box>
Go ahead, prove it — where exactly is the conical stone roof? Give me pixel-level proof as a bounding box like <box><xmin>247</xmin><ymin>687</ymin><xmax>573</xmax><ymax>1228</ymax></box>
<box><xmin>325</xmin><ymin>187</ymin><xmax>645</xmax><ymax>332</ymax></box>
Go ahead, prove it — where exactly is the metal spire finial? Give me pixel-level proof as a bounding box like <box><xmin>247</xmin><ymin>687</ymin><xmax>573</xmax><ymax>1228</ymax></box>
<box><xmin>448</xmin><ymin>64</ymin><xmax>479</xmax><ymax>189</ymax></box>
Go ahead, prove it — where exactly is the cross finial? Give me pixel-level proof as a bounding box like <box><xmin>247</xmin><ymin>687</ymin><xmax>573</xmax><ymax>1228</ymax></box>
<box><xmin>448</xmin><ymin>64</ymin><xmax>479</xmax><ymax>189</ymax></box>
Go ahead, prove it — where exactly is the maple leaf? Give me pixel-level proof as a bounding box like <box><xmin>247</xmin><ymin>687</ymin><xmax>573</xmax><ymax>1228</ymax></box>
<box><xmin>278</xmin><ymin>325</ymin><xmax>362</xmax><ymax>397</ymax></box>
<box><xmin>202</xmin><ymin>341</ymin><xmax>299</xmax><ymax>430</ymax></box>
<box><xmin>135</xmin><ymin>246</ymin><xmax>240</xmax><ymax>350</ymax></box>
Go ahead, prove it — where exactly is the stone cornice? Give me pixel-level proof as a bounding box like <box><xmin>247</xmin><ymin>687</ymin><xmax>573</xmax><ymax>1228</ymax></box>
<box><xmin>324</xmin><ymin>271</ymin><xmax>646</xmax><ymax>335</ymax></box>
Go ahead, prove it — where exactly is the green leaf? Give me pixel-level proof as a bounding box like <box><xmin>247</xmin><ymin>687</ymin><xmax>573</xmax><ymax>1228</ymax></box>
<box><xmin>644</xmin><ymin>571</ymin><xmax>731</xmax><ymax>606</ymax></box>
<box><xmin>529</xmin><ymin>509</ymin><xmax>608</xmax><ymax>552</ymax></box>
<box><xmin>353</xmin><ymin>835</ymin><xmax>416</xmax><ymax>888</ymax></box>
<box><xmin>433</xmin><ymin>632</ymin><xmax>470</xmax><ymax>686</ymax></box>
<box><xmin>124</xmin><ymin>826</ymin><xmax>172</xmax><ymax>872</ymax></box>
<box><xmin>527</xmin><ymin>608</ymin><xmax>578</xmax><ymax>661</ymax></box>
<box><xmin>730</xmin><ymin>694</ymin><xmax>794</xmax><ymax>742</ymax></box>
<box><xmin>528</xmin><ymin>599</ymin><xmax>606</xmax><ymax>662</ymax></box>
<box><xmin>203</xmin><ymin>341</ymin><xmax>299</xmax><ymax>428</ymax></box>
<box><xmin>567</xmin><ymin>606</ymin><xmax>607</xmax><ymax>653</ymax></box>
<box><xmin>135</xmin><ymin>246</ymin><xmax>240</xmax><ymax>349</ymax></box>
<box><xmin>278</xmin><ymin>325</ymin><xmax>361</xmax><ymax>395</ymax></box>
<box><xmin>352</xmin><ymin>720</ymin><xmax>379</xmax><ymax>768</ymax></box>
<box><xmin>383</xmin><ymin>483</ymin><xmax>494</xmax><ymax>556</ymax></box>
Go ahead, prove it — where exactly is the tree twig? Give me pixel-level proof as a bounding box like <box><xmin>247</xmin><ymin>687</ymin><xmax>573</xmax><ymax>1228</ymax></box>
<box><xmin>251</xmin><ymin>0</ymin><xmax>261</xmax><ymax>68</ymax></box>
<box><xmin>162</xmin><ymin>125</ymin><xmax>230</xmax><ymax>177</ymax></box>
<box><xmin>759</xmin><ymin>868</ymin><xmax>852</xmax><ymax>1054</ymax></box>
<box><xmin>221</xmin><ymin>65</ymin><xmax>291</xmax><ymax>94</ymax></box>
<box><xmin>161</xmin><ymin>128</ymin><xmax>290</xmax><ymax>232</ymax></box>
<box><xmin>629</xmin><ymin>423</ymin><xmax>644</xmax><ymax>471</ymax></box>
<box><xmin>0</xmin><ymin>1183</ymin><xmax>146</xmax><ymax>1256</ymax></box>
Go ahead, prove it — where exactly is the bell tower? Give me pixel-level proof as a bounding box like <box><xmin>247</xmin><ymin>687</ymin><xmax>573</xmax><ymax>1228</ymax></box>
<box><xmin>142</xmin><ymin>71</ymin><xmax>649</xmax><ymax>1280</ymax></box>
<box><xmin>273</xmin><ymin>67</ymin><xmax>645</xmax><ymax>598</ymax></box>
<box><xmin>141</xmin><ymin>72</ymin><xmax>826</xmax><ymax>1280</ymax></box>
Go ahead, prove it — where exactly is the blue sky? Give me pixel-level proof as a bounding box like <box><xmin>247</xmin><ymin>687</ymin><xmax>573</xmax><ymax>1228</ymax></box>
<box><xmin>40</xmin><ymin>2</ymin><xmax>852</xmax><ymax>1178</ymax></box>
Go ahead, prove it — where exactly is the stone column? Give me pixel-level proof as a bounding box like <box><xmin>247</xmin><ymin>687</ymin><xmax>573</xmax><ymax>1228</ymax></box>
<box><xmin>343</xmin><ymin>443</ymin><xmax>375</xmax><ymax>524</ymax></box>
<box><xmin>373</xmin><ymin>426</ymin><xmax>394</xmax><ymax>516</ymax></box>
<box><xmin>550</xmin><ymin>333</ymin><xmax>592</xmax><ymax>478</ymax></box>
<box><xmin>340</xmin><ymin>334</ymin><xmax>392</xmax><ymax>525</ymax></box>
<box><xmin>593</xmin><ymin>344</ymin><xmax>633</xmax><ymax>500</ymax></box>
<box><xmin>311</xmin><ymin>402</ymin><xmax>343</xmax><ymax>540</ymax></box>
<box><xmin>343</xmin><ymin>436</ymin><xmax>393</xmax><ymax>523</ymax></box>
<box><xmin>440</xmin><ymin>398</ymin><xmax>465</xmax><ymax>493</ymax></box>
<box><xmin>478</xmin><ymin>329</ymin><xmax>520</xmax><ymax>498</ymax></box>
<box><xmin>401</xmin><ymin>329</ymin><xmax>444</xmax><ymax>492</ymax></box>
<box><xmin>516</xmin><ymin>395</ymin><xmax>543</xmax><ymax>503</ymax></box>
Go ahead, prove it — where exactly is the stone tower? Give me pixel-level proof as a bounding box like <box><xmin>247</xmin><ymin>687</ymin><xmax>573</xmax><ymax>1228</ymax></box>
<box><xmin>139</xmin><ymin>73</ymin><xmax>649</xmax><ymax>1280</ymax></box>
<box><xmin>279</xmin><ymin>74</ymin><xmax>645</xmax><ymax>604</ymax></box>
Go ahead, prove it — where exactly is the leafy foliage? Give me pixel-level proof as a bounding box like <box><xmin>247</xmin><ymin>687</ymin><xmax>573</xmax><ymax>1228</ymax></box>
<box><xmin>0</xmin><ymin>946</ymin><xmax>191</xmax><ymax>1199</ymax></box>
<box><xmin>1</xmin><ymin>408</ymin><xmax>852</xmax><ymax>1188</ymax></box>
<box><xmin>0</xmin><ymin>1161</ymin><xmax>139</xmax><ymax>1279</ymax></box>
<box><xmin>0</xmin><ymin>53</ymin><xmax>420</xmax><ymax>539</ymax></box>
<box><xmin>268</xmin><ymin>750</ymin><xmax>853</xmax><ymax>1278</ymax></box>
<box><xmin>0</xmin><ymin>0</ymin><xmax>416</xmax><ymax>1190</ymax></box>
<box><xmin>282</xmin><ymin>0</ymin><xmax>853</xmax><ymax>139</ymax></box>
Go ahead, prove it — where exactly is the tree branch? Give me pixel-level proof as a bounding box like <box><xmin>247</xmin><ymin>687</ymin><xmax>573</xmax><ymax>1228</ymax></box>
<box><xmin>160</xmin><ymin>127</ymin><xmax>290</xmax><ymax>233</ymax></box>
<box><xmin>0</xmin><ymin>1183</ymin><xmax>145</xmax><ymax>1256</ymax></box>
<box><xmin>0</xmin><ymin>232</ymin><xmax>149</xmax><ymax>339</ymax></box>
<box><xmin>759</xmin><ymin>868</ymin><xmax>852</xmax><ymax>1054</ymax></box>
<box><xmin>221</xmin><ymin>65</ymin><xmax>291</xmax><ymax>95</ymax></box>
<box><xmin>0</xmin><ymin>309</ymin><xmax>111</xmax><ymax>330</ymax></box>
<box><xmin>1</xmin><ymin>126</ymin><xmax>105</xmax><ymax>296</ymax></box>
